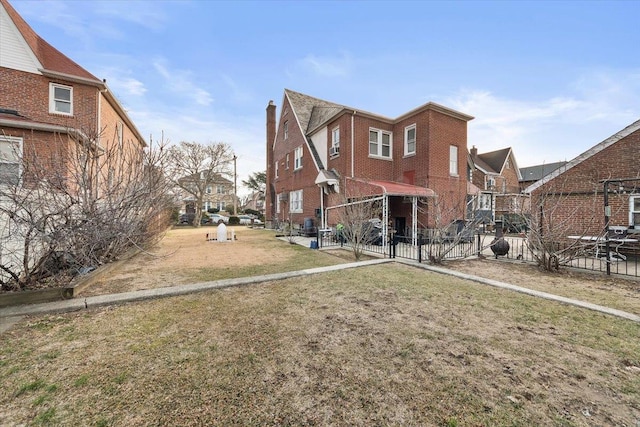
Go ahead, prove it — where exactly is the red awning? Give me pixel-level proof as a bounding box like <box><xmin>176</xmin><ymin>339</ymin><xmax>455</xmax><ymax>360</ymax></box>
<box><xmin>347</xmin><ymin>178</ymin><xmax>435</xmax><ymax>198</ymax></box>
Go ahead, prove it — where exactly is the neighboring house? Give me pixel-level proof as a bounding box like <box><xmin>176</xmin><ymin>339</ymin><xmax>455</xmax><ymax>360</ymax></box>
<box><xmin>265</xmin><ymin>89</ymin><xmax>474</xmax><ymax>243</ymax></box>
<box><xmin>0</xmin><ymin>0</ymin><xmax>146</xmax><ymax>187</ymax></box>
<box><xmin>178</xmin><ymin>172</ymin><xmax>235</xmax><ymax>214</ymax></box>
<box><xmin>525</xmin><ymin>118</ymin><xmax>640</xmax><ymax>237</ymax></box>
<box><xmin>469</xmin><ymin>146</ymin><xmax>527</xmax><ymax>224</ymax></box>
<box><xmin>519</xmin><ymin>161</ymin><xmax>567</xmax><ymax>191</ymax></box>
<box><xmin>243</xmin><ymin>190</ymin><xmax>265</xmax><ymax>214</ymax></box>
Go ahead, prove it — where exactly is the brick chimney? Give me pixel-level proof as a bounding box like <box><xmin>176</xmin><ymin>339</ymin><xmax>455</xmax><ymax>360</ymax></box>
<box><xmin>470</xmin><ymin>145</ymin><xmax>478</xmax><ymax>158</ymax></box>
<box><xmin>266</xmin><ymin>100</ymin><xmax>276</xmax><ymax>223</ymax></box>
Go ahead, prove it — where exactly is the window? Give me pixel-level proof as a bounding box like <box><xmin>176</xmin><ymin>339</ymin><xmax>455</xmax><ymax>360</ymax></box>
<box><xmin>631</xmin><ymin>196</ymin><xmax>640</xmax><ymax>228</ymax></box>
<box><xmin>284</xmin><ymin>121</ymin><xmax>288</xmax><ymax>140</ymax></box>
<box><xmin>216</xmin><ymin>185</ymin><xmax>225</xmax><ymax>194</ymax></box>
<box><xmin>203</xmin><ymin>201</ymin><xmax>212</xmax><ymax>212</ymax></box>
<box><xmin>116</xmin><ymin>122</ymin><xmax>123</xmax><ymax>148</ymax></box>
<box><xmin>294</xmin><ymin>146</ymin><xmax>303</xmax><ymax>169</ymax></box>
<box><xmin>330</xmin><ymin>127</ymin><xmax>340</xmax><ymax>157</ymax></box>
<box><xmin>0</xmin><ymin>136</ymin><xmax>21</xmax><ymax>185</ymax></box>
<box><xmin>478</xmin><ymin>193</ymin><xmax>492</xmax><ymax>210</ymax></box>
<box><xmin>487</xmin><ymin>177</ymin><xmax>495</xmax><ymax>190</ymax></box>
<box><xmin>206</xmin><ymin>186</ymin><xmax>212</xmax><ymax>194</ymax></box>
<box><xmin>286</xmin><ymin>153</ymin><xmax>290</xmax><ymax>169</ymax></box>
<box><xmin>276</xmin><ymin>195</ymin><xmax>281</xmax><ymax>214</ymax></box>
<box><xmin>404</xmin><ymin>125</ymin><xmax>416</xmax><ymax>156</ymax></box>
<box><xmin>275</xmin><ymin>161</ymin><xmax>278</xmax><ymax>178</ymax></box>
<box><xmin>217</xmin><ymin>201</ymin><xmax>226</xmax><ymax>211</ymax></box>
<box><xmin>369</xmin><ymin>128</ymin><xmax>392</xmax><ymax>158</ymax></box>
<box><xmin>49</xmin><ymin>83</ymin><xmax>73</xmax><ymax>115</ymax></box>
<box><xmin>290</xmin><ymin>190</ymin><xmax>303</xmax><ymax>213</ymax></box>
<box><xmin>449</xmin><ymin>145</ymin><xmax>458</xmax><ymax>176</ymax></box>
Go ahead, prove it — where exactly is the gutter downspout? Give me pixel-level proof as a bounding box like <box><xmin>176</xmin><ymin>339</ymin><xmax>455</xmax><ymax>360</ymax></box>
<box><xmin>351</xmin><ymin>111</ymin><xmax>356</xmax><ymax>178</ymax></box>
<box><xmin>320</xmin><ymin>186</ymin><xmax>325</xmax><ymax>229</ymax></box>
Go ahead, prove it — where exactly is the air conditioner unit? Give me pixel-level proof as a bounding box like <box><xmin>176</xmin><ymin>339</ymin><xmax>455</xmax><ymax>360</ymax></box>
<box><xmin>278</xmin><ymin>193</ymin><xmax>288</xmax><ymax>201</ymax></box>
<box><xmin>330</xmin><ymin>146</ymin><xmax>340</xmax><ymax>156</ymax></box>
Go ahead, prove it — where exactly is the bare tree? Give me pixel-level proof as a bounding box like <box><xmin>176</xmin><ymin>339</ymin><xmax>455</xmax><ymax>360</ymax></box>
<box><xmin>166</xmin><ymin>141</ymin><xmax>235</xmax><ymax>227</ymax></box>
<box><xmin>0</xmin><ymin>130</ymin><xmax>174</xmax><ymax>291</ymax></box>
<box><xmin>525</xmin><ymin>173</ymin><xmax>605</xmax><ymax>271</ymax></box>
<box><xmin>415</xmin><ymin>190</ymin><xmax>479</xmax><ymax>263</ymax></box>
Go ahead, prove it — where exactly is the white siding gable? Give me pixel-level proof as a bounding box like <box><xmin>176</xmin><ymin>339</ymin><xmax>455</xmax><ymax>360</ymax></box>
<box><xmin>310</xmin><ymin>127</ymin><xmax>328</xmax><ymax>168</ymax></box>
<box><xmin>0</xmin><ymin>3</ymin><xmax>42</xmax><ymax>74</ymax></box>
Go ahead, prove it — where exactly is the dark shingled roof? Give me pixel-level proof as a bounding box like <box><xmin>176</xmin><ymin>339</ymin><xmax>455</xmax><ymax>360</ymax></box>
<box><xmin>519</xmin><ymin>161</ymin><xmax>567</xmax><ymax>182</ymax></box>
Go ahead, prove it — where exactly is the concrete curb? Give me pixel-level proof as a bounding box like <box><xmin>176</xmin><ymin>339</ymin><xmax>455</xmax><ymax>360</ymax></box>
<box><xmin>396</xmin><ymin>259</ymin><xmax>640</xmax><ymax>323</ymax></box>
<box><xmin>0</xmin><ymin>258</ymin><xmax>393</xmax><ymax>318</ymax></box>
<box><xmin>1</xmin><ymin>257</ymin><xmax>638</xmax><ymax>325</ymax></box>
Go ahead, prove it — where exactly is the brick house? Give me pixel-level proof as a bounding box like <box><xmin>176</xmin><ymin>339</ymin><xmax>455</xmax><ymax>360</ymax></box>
<box><xmin>178</xmin><ymin>173</ymin><xmax>235</xmax><ymax>214</ymax></box>
<box><xmin>519</xmin><ymin>161</ymin><xmax>566</xmax><ymax>191</ymax></box>
<box><xmin>525</xmin><ymin>118</ymin><xmax>640</xmax><ymax>237</ymax></box>
<box><xmin>0</xmin><ymin>0</ymin><xmax>146</xmax><ymax>188</ymax></box>
<box><xmin>468</xmin><ymin>146</ymin><xmax>528</xmax><ymax>226</ymax></box>
<box><xmin>265</xmin><ymin>89</ymin><xmax>474</xmax><ymax>243</ymax></box>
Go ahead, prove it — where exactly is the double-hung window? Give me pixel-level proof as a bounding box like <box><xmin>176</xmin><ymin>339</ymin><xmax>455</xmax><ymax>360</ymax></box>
<box><xmin>284</xmin><ymin>121</ymin><xmax>289</xmax><ymax>140</ymax></box>
<box><xmin>217</xmin><ymin>185</ymin><xmax>225</xmax><ymax>194</ymax></box>
<box><xmin>217</xmin><ymin>201</ymin><xmax>226</xmax><ymax>211</ymax></box>
<box><xmin>330</xmin><ymin>127</ymin><xmax>340</xmax><ymax>157</ymax></box>
<box><xmin>630</xmin><ymin>196</ymin><xmax>640</xmax><ymax>228</ymax></box>
<box><xmin>49</xmin><ymin>83</ymin><xmax>73</xmax><ymax>115</ymax></box>
<box><xmin>0</xmin><ymin>136</ymin><xmax>21</xmax><ymax>185</ymax></box>
<box><xmin>404</xmin><ymin>125</ymin><xmax>416</xmax><ymax>156</ymax></box>
<box><xmin>294</xmin><ymin>146</ymin><xmax>303</xmax><ymax>169</ymax></box>
<box><xmin>369</xmin><ymin>128</ymin><xmax>392</xmax><ymax>159</ymax></box>
<box><xmin>286</xmin><ymin>153</ymin><xmax>290</xmax><ymax>169</ymax></box>
<box><xmin>116</xmin><ymin>122</ymin><xmax>124</xmax><ymax>149</ymax></box>
<box><xmin>290</xmin><ymin>190</ymin><xmax>303</xmax><ymax>213</ymax></box>
<box><xmin>275</xmin><ymin>161</ymin><xmax>279</xmax><ymax>178</ymax></box>
<box><xmin>449</xmin><ymin>145</ymin><xmax>458</xmax><ymax>176</ymax></box>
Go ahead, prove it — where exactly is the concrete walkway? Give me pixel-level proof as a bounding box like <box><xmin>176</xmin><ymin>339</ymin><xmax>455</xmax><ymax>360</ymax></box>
<box><xmin>1</xmin><ymin>255</ymin><xmax>638</xmax><ymax>335</ymax></box>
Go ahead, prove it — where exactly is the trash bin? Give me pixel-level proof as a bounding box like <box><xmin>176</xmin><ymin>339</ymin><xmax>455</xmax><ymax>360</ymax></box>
<box><xmin>310</xmin><ymin>241</ymin><xmax>319</xmax><ymax>249</ymax></box>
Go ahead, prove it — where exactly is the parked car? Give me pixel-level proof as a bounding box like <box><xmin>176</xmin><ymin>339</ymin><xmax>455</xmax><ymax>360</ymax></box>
<box><xmin>179</xmin><ymin>213</ymin><xmax>211</xmax><ymax>225</ymax></box>
<box><xmin>209</xmin><ymin>214</ymin><xmax>229</xmax><ymax>224</ymax></box>
<box><xmin>237</xmin><ymin>215</ymin><xmax>253</xmax><ymax>225</ymax></box>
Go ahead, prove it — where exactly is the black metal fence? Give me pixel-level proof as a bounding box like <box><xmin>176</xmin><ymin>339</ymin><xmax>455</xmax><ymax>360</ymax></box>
<box><xmin>317</xmin><ymin>228</ymin><xmax>640</xmax><ymax>278</ymax></box>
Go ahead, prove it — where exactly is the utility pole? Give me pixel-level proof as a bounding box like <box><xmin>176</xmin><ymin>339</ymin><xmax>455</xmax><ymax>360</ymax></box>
<box><xmin>233</xmin><ymin>154</ymin><xmax>238</xmax><ymax>215</ymax></box>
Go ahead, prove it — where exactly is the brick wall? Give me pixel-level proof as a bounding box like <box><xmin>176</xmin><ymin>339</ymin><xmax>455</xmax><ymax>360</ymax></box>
<box><xmin>531</xmin><ymin>129</ymin><xmax>640</xmax><ymax>235</ymax></box>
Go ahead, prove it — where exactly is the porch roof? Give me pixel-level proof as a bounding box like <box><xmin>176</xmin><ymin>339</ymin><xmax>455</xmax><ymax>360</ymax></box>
<box><xmin>349</xmin><ymin>178</ymin><xmax>435</xmax><ymax>198</ymax></box>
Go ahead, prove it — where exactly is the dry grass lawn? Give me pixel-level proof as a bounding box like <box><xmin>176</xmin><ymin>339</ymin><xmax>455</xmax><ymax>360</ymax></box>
<box><xmin>0</xmin><ymin>226</ymin><xmax>639</xmax><ymax>426</ymax></box>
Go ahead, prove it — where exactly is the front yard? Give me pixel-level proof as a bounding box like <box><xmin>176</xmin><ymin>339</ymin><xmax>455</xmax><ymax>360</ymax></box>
<box><xmin>0</xmin><ymin>226</ymin><xmax>638</xmax><ymax>426</ymax></box>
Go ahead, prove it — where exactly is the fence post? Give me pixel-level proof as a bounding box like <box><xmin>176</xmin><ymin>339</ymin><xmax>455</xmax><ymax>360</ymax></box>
<box><xmin>418</xmin><ymin>235</ymin><xmax>422</xmax><ymax>263</ymax></box>
<box><xmin>476</xmin><ymin>233</ymin><xmax>481</xmax><ymax>257</ymax></box>
<box><xmin>317</xmin><ymin>228</ymin><xmax>321</xmax><ymax>249</ymax></box>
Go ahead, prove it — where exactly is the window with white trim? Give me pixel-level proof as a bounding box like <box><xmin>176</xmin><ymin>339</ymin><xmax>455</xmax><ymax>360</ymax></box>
<box><xmin>294</xmin><ymin>146</ymin><xmax>303</xmax><ymax>169</ymax></box>
<box><xmin>449</xmin><ymin>145</ymin><xmax>458</xmax><ymax>176</ymax></box>
<box><xmin>286</xmin><ymin>153</ymin><xmax>290</xmax><ymax>169</ymax></box>
<box><xmin>284</xmin><ymin>121</ymin><xmax>288</xmax><ymax>140</ymax></box>
<box><xmin>0</xmin><ymin>136</ymin><xmax>21</xmax><ymax>185</ymax></box>
<box><xmin>630</xmin><ymin>196</ymin><xmax>640</xmax><ymax>228</ymax></box>
<box><xmin>275</xmin><ymin>161</ymin><xmax>278</xmax><ymax>178</ymax></box>
<box><xmin>49</xmin><ymin>83</ymin><xmax>73</xmax><ymax>115</ymax></box>
<box><xmin>116</xmin><ymin>122</ymin><xmax>123</xmax><ymax>149</ymax></box>
<box><xmin>203</xmin><ymin>201</ymin><xmax>212</xmax><ymax>211</ymax></box>
<box><xmin>206</xmin><ymin>186</ymin><xmax>212</xmax><ymax>194</ymax></box>
<box><xmin>331</xmin><ymin>127</ymin><xmax>340</xmax><ymax>157</ymax></box>
<box><xmin>369</xmin><ymin>128</ymin><xmax>392</xmax><ymax>158</ymax></box>
<box><xmin>276</xmin><ymin>195</ymin><xmax>281</xmax><ymax>214</ymax></box>
<box><xmin>290</xmin><ymin>189</ymin><xmax>303</xmax><ymax>213</ymax></box>
<box><xmin>404</xmin><ymin>124</ymin><xmax>416</xmax><ymax>156</ymax></box>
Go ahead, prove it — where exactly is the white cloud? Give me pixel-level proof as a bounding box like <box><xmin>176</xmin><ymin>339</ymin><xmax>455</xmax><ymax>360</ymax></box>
<box><xmin>445</xmin><ymin>71</ymin><xmax>640</xmax><ymax>167</ymax></box>
<box><xmin>298</xmin><ymin>51</ymin><xmax>353</xmax><ymax>77</ymax></box>
<box><xmin>153</xmin><ymin>58</ymin><xmax>213</xmax><ymax>106</ymax></box>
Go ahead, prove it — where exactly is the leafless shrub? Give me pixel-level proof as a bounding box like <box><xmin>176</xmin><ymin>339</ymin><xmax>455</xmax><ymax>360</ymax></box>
<box><xmin>0</xmin><ymin>130</ymin><xmax>174</xmax><ymax>291</ymax></box>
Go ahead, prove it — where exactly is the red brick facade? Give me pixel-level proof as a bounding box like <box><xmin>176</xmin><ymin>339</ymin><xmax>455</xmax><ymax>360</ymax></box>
<box><xmin>266</xmin><ymin>90</ymin><xmax>473</xmax><ymax>230</ymax></box>
<box><xmin>527</xmin><ymin>120</ymin><xmax>640</xmax><ymax>236</ymax></box>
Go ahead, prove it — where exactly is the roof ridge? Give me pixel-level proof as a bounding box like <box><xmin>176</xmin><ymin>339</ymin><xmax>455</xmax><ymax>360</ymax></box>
<box><xmin>1</xmin><ymin>0</ymin><xmax>100</xmax><ymax>82</ymax></box>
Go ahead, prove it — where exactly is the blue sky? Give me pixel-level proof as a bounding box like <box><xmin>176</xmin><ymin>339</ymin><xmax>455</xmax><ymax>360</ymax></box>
<box><xmin>12</xmin><ymin>0</ymin><xmax>640</xmax><ymax>194</ymax></box>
